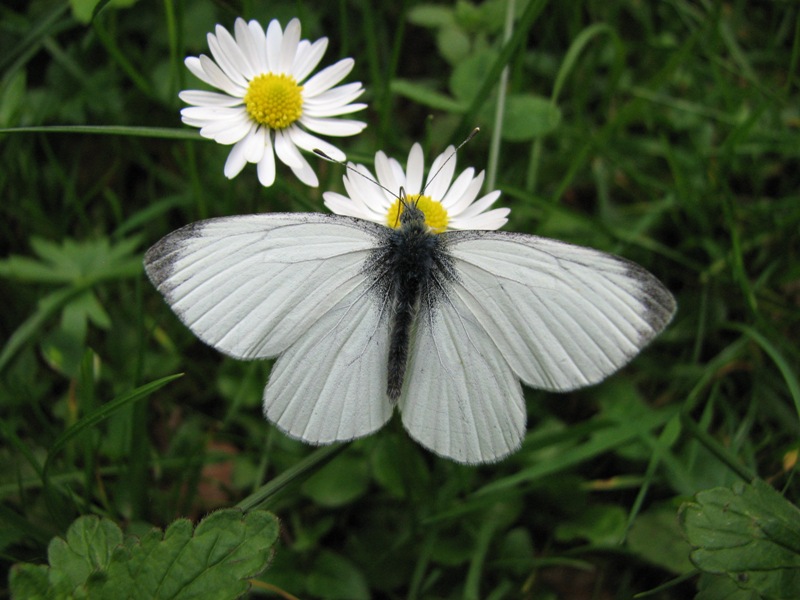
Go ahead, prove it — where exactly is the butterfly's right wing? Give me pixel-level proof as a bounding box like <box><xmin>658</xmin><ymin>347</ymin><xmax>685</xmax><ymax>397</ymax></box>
<box><xmin>398</xmin><ymin>229</ymin><xmax>675</xmax><ymax>464</ymax></box>
<box><xmin>145</xmin><ymin>213</ymin><xmax>395</xmax><ymax>443</ymax></box>
<box><xmin>445</xmin><ymin>230</ymin><xmax>676</xmax><ymax>392</ymax></box>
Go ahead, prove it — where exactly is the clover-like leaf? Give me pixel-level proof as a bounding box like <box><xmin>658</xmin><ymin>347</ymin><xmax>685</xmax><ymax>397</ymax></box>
<box><xmin>10</xmin><ymin>510</ymin><xmax>279</xmax><ymax>600</ymax></box>
<box><xmin>680</xmin><ymin>479</ymin><xmax>800</xmax><ymax>600</ymax></box>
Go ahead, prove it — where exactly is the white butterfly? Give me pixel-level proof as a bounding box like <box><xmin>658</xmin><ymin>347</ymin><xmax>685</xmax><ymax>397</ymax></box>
<box><xmin>144</xmin><ymin>200</ymin><xmax>675</xmax><ymax>464</ymax></box>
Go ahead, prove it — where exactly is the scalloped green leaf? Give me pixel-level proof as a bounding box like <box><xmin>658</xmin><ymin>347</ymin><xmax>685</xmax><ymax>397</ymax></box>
<box><xmin>680</xmin><ymin>479</ymin><xmax>800</xmax><ymax>599</ymax></box>
<box><xmin>48</xmin><ymin>515</ymin><xmax>123</xmax><ymax>589</ymax></box>
<box><xmin>501</xmin><ymin>94</ymin><xmax>562</xmax><ymax>140</ymax></box>
<box><xmin>8</xmin><ymin>564</ymin><xmax>52</xmax><ymax>600</ymax></box>
<box><xmin>10</xmin><ymin>510</ymin><xmax>279</xmax><ymax>600</ymax></box>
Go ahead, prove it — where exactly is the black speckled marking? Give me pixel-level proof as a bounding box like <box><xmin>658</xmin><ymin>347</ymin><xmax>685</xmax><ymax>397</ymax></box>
<box><xmin>363</xmin><ymin>204</ymin><xmax>457</xmax><ymax>401</ymax></box>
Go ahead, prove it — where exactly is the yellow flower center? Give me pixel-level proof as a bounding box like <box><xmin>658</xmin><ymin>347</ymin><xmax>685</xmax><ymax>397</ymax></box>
<box><xmin>244</xmin><ymin>73</ymin><xmax>303</xmax><ymax>129</ymax></box>
<box><xmin>386</xmin><ymin>194</ymin><xmax>449</xmax><ymax>233</ymax></box>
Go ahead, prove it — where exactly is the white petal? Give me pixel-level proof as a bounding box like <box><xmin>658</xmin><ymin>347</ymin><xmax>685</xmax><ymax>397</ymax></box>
<box><xmin>274</xmin><ymin>129</ymin><xmax>304</xmax><ymax>168</ymax></box>
<box><xmin>197</xmin><ymin>55</ymin><xmax>247</xmax><ymax>97</ymax></box>
<box><xmin>288</xmin><ymin>126</ymin><xmax>346</xmax><ymax>162</ymax></box>
<box><xmin>347</xmin><ymin>165</ymin><xmax>393</xmax><ymax>212</ymax></box>
<box><xmin>449</xmin><ymin>208</ymin><xmax>509</xmax><ymax>231</ymax></box>
<box><xmin>447</xmin><ymin>170</ymin><xmax>484</xmax><ymax>215</ymax></box>
<box><xmin>405</xmin><ymin>143</ymin><xmax>424</xmax><ymax>195</ymax></box>
<box><xmin>199</xmin><ymin>112</ymin><xmax>253</xmax><ymax>144</ymax></box>
<box><xmin>457</xmin><ymin>191</ymin><xmax>503</xmax><ymax>218</ymax></box>
<box><xmin>342</xmin><ymin>165</ymin><xmax>372</xmax><ymax>204</ymax></box>
<box><xmin>208</xmin><ymin>26</ymin><xmax>249</xmax><ymax>86</ymax></box>
<box><xmin>184</xmin><ymin>56</ymin><xmax>242</xmax><ymax>98</ymax></box>
<box><xmin>447</xmin><ymin>208</ymin><xmax>510</xmax><ymax>231</ymax></box>
<box><xmin>184</xmin><ymin>56</ymin><xmax>217</xmax><ymax>88</ymax></box>
<box><xmin>180</xmin><ymin>105</ymin><xmax>244</xmax><ymax>122</ymax></box>
<box><xmin>290</xmin><ymin>153</ymin><xmax>319</xmax><ymax>187</ymax></box>
<box><xmin>374</xmin><ymin>151</ymin><xmax>403</xmax><ymax>199</ymax></box>
<box><xmin>244</xmin><ymin>125</ymin><xmax>266</xmax><ymax>163</ymax></box>
<box><xmin>247</xmin><ymin>20</ymin><xmax>269</xmax><ymax>73</ymax></box>
<box><xmin>424</xmin><ymin>146</ymin><xmax>456</xmax><ymax>200</ymax></box>
<box><xmin>233</xmin><ymin>17</ymin><xmax>262</xmax><ymax>77</ymax></box>
<box><xmin>304</xmin><ymin>102</ymin><xmax>367</xmax><ymax>117</ymax></box>
<box><xmin>179</xmin><ymin>90</ymin><xmax>243</xmax><ymax>107</ymax></box>
<box><xmin>440</xmin><ymin>168</ymin><xmax>475</xmax><ymax>209</ymax></box>
<box><xmin>303</xmin><ymin>82</ymin><xmax>365</xmax><ymax>108</ymax></box>
<box><xmin>257</xmin><ymin>134</ymin><xmax>276</xmax><ymax>186</ymax></box>
<box><xmin>299</xmin><ymin>116</ymin><xmax>366</xmax><ymax>136</ymax></box>
<box><xmin>302</xmin><ymin>58</ymin><xmax>354</xmax><ymax>98</ymax></box>
<box><xmin>224</xmin><ymin>136</ymin><xmax>250</xmax><ymax>178</ymax></box>
<box><xmin>293</xmin><ymin>37</ymin><xmax>328</xmax><ymax>82</ymax></box>
<box><xmin>265</xmin><ymin>19</ymin><xmax>283</xmax><ymax>73</ymax></box>
<box><xmin>323</xmin><ymin>191</ymin><xmax>379</xmax><ymax>220</ymax></box>
<box><xmin>280</xmin><ymin>18</ymin><xmax>302</xmax><ymax>73</ymax></box>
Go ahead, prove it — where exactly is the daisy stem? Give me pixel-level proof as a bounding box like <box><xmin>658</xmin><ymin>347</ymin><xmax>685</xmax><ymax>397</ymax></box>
<box><xmin>453</xmin><ymin>0</ymin><xmax>546</xmax><ymax>146</ymax></box>
<box><xmin>486</xmin><ymin>0</ymin><xmax>515</xmax><ymax>192</ymax></box>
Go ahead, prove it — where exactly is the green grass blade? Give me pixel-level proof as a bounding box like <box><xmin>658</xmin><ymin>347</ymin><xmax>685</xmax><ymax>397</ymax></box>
<box><xmin>237</xmin><ymin>444</ymin><xmax>347</xmax><ymax>512</ymax></box>
<box><xmin>41</xmin><ymin>374</ymin><xmax>183</xmax><ymax>522</ymax></box>
<box><xmin>0</xmin><ymin>125</ymin><xmax>199</xmax><ymax>139</ymax></box>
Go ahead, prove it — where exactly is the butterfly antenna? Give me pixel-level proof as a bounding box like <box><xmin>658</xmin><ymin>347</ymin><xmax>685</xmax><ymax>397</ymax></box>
<box><xmin>421</xmin><ymin>127</ymin><xmax>480</xmax><ymax>196</ymax></box>
<box><xmin>313</xmin><ymin>149</ymin><xmax>403</xmax><ymax>202</ymax></box>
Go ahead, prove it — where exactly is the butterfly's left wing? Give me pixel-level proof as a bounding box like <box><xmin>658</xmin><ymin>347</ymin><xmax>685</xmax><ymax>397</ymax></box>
<box><xmin>145</xmin><ymin>213</ymin><xmax>395</xmax><ymax>443</ymax></box>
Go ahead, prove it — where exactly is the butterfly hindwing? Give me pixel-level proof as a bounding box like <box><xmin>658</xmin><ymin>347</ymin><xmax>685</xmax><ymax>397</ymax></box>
<box><xmin>399</xmin><ymin>274</ymin><xmax>526</xmax><ymax>464</ymax></box>
<box><xmin>263</xmin><ymin>282</ymin><xmax>394</xmax><ymax>444</ymax></box>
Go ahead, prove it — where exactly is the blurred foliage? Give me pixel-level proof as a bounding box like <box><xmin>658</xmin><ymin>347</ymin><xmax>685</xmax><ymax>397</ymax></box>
<box><xmin>1</xmin><ymin>0</ymin><xmax>799</xmax><ymax>598</ymax></box>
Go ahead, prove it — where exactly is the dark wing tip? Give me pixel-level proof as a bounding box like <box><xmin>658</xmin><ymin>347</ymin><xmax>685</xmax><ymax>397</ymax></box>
<box><xmin>620</xmin><ymin>260</ymin><xmax>677</xmax><ymax>348</ymax></box>
<box><xmin>143</xmin><ymin>221</ymin><xmax>205</xmax><ymax>289</ymax></box>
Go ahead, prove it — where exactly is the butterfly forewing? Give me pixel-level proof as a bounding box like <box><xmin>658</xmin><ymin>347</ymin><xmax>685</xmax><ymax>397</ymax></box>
<box><xmin>443</xmin><ymin>231</ymin><xmax>676</xmax><ymax>392</ymax></box>
<box><xmin>144</xmin><ymin>214</ymin><xmax>383</xmax><ymax>360</ymax></box>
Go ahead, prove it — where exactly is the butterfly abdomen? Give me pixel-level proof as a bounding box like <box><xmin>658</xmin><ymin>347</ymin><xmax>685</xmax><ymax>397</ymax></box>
<box><xmin>373</xmin><ymin>205</ymin><xmax>450</xmax><ymax>402</ymax></box>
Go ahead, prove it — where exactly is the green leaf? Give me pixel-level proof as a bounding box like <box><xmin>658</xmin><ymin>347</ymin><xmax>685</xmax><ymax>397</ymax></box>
<box><xmin>11</xmin><ymin>510</ymin><xmax>280</xmax><ymax>599</ymax></box>
<box><xmin>8</xmin><ymin>564</ymin><xmax>51</xmax><ymax>600</ymax></box>
<box><xmin>407</xmin><ymin>4</ymin><xmax>455</xmax><ymax>28</ymax></box>
<box><xmin>370</xmin><ymin>434</ymin><xmax>430</xmax><ymax>499</ymax></box>
<box><xmin>680</xmin><ymin>479</ymin><xmax>800</xmax><ymax>599</ymax></box>
<box><xmin>450</xmin><ymin>49</ymin><xmax>498</xmax><ymax>104</ymax></box>
<box><xmin>696</xmin><ymin>573</ymin><xmax>762</xmax><ymax>600</ymax></box>
<box><xmin>627</xmin><ymin>506</ymin><xmax>694</xmax><ymax>574</ymax></box>
<box><xmin>390</xmin><ymin>79</ymin><xmax>466</xmax><ymax>113</ymax></box>
<box><xmin>48</xmin><ymin>515</ymin><xmax>123</xmax><ymax>589</ymax></box>
<box><xmin>69</xmin><ymin>0</ymin><xmax>138</xmax><ymax>24</ymax></box>
<box><xmin>437</xmin><ymin>26</ymin><xmax>471</xmax><ymax>64</ymax></box>
<box><xmin>555</xmin><ymin>504</ymin><xmax>627</xmax><ymax>547</ymax></box>
<box><xmin>302</xmin><ymin>452</ymin><xmax>369</xmax><ymax>507</ymax></box>
<box><xmin>307</xmin><ymin>550</ymin><xmax>370</xmax><ymax>600</ymax></box>
<box><xmin>501</xmin><ymin>94</ymin><xmax>562</xmax><ymax>140</ymax></box>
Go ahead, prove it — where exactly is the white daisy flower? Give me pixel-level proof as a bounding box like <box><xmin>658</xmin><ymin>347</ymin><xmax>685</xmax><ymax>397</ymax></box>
<box><xmin>323</xmin><ymin>143</ymin><xmax>510</xmax><ymax>231</ymax></box>
<box><xmin>179</xmin><ymin>17</ymin><xmax>367</xmax><ymax>187</ymax></box>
